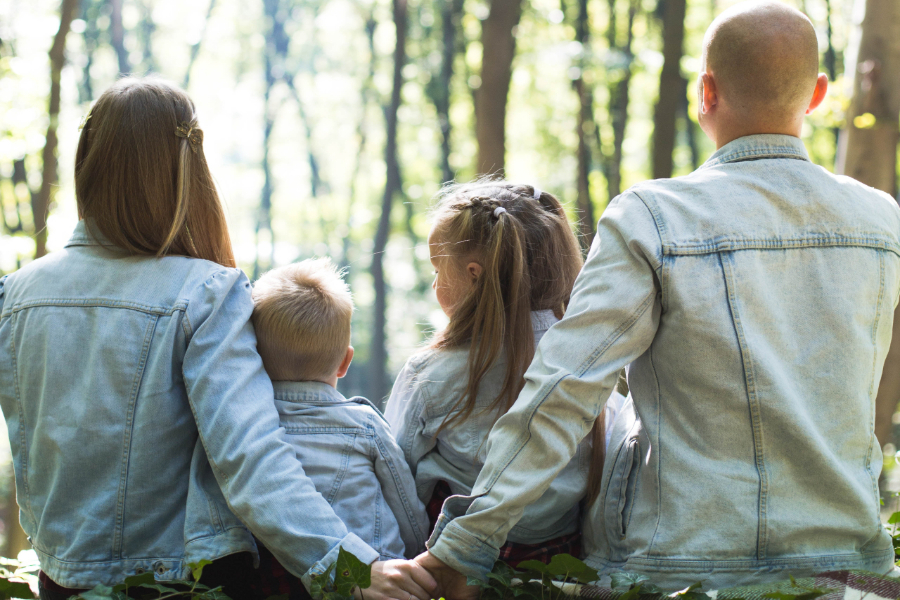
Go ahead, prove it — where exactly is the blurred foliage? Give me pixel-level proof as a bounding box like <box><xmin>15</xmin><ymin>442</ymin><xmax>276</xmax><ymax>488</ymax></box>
<box><xmin>0</xmin><ymin>0</ymin><xmax>857</xmax><ymax>399</ymax></box>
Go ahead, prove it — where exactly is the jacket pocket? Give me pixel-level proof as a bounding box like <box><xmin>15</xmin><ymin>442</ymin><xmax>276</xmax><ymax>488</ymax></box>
<box><xmin>607</xmin><ymin>437</ymin><xmax>641</xmax><ymax>540</ymax></box>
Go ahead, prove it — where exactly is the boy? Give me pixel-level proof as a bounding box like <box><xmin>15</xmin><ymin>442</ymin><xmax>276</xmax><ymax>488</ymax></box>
<box><xmin>251</xmin><ymin>258</ymin><xmax>430</xmax><ymax>565</ymax></box>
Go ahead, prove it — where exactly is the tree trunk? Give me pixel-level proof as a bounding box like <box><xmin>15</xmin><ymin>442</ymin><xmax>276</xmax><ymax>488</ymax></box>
<box><xmin>183</xmin><ymin>0</ymin><xmax>216</xmax><ymax>89</ymax></box>
<box><xmin>475</xmin><ymin>0</ymin><xmax>523</xmax><ymax>175</ymax></box>
<box><xmin>34</xmin><ymin>0</ymin><xmax>79</xmax><ymax>260</ymax></box>
<box><xmin>109</xmin><ymin>0</ymin><xmax>130</xmax><ymax>75</ymax></box>
<box><xmin>573</xmin><ymin>0</ymin><xmax>595</xmax><ymax>248</ymax></box>
<box><xmin>255</xmin><ymin>0</ymin><xmax>280</xmax><ymax>280</ymax></box>
<box><xmin>836</xmin><ymin>0</ymin><xmax>900</xmax><ymax>449</ymax></box>
<box><xmin>599</xmin><ymin>0</ymin><xmax>639</xmax><ymax>201</ymax></box>
<box><xmin>435</xmin><ymin>0</ymin><xmax>464</xmax><ymax>184</ymax></box>
<box><xmin>652</xmin><ymin>0</ymin><xmax>686</xmax><ymax>180</ymax></box>
<box><xmin>370</xmin><ymin>0</ymin><xmax>408</xmax><ymax>406</ymax></box>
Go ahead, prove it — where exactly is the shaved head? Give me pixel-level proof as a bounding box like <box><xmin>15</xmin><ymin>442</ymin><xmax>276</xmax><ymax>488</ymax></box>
<box><xmin>703</xmin><ymin>1</ymin><xmax>819</xmax><ymax>119</ymax></box>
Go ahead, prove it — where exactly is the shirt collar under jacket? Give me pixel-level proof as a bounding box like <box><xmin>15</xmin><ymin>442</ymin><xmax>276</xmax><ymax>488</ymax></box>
<box><xmin>699</xmin><ymin>133</ymin><xmax>810</xmax><ymax>170</ymax></box>
<box><xmin>272</xmin><ymin>380</ymin><xmax>348</xmax><ymax>404</ymax></box>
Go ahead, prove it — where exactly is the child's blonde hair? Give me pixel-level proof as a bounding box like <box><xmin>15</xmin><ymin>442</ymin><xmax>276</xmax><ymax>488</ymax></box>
<box><xmin>430</xmin><ymin>180</ymin><xmax>607</xmax><ymax>505</ymax></box>
<box><xmin>75</xmin><ymin>77</ymin><xmax>234</xmax><ymax>268</ymax></box>
<box><xmin>251</xmin><ymin>258</ymin><xmax>353</xmax><ymax>382</ymax></box>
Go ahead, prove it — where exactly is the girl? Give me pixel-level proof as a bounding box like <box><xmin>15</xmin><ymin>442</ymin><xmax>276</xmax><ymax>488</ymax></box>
<box><xmin>0</xmin><ymin>77</ymin><xmax>434</xmax><ymax>600</ymax></box>
<box><xmin>385</xmin><ymin>181</ymin><xmax>624</xmax><ymax>564</ymax></box>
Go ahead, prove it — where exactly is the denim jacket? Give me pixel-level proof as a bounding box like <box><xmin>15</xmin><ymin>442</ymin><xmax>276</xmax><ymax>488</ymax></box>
<box><xmin>0</xmin><ymin>221</ymin><xmax>378</xmax><ymax>589</ymax></box>
<box><xmin>428</xmin><ymin>135</ymin><xmax>900</xmax><ymax>589</ymax></box>
<box><xmin>386</xmin><ymin>311</ymin><xmax>603</xmax><ymax>543</ymax></box>
<box><xmin>273</xmin><ymin>381</ymin><xmax>429</xmax><ymax>559</ymax></box>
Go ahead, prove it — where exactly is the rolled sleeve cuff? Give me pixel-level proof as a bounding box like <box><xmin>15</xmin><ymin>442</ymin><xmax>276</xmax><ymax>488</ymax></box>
<box><xmin>300</xmin><ymin>532</ymin><xmax>380</xmax><ymax>590</ymax></box>
<box><xmin>427</xmin><ymin>519</ymin><xmax>499</xmax><ymax>580</ymax></box>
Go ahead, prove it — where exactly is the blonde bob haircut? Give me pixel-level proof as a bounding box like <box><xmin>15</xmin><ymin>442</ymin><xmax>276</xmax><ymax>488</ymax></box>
<box><xmin>75</xmin><ymin>77</ymin><xmax>235</xmax><ymax>268</ymax></box>
<box><xmin>251</xmin><ymin>258</ymin><xmax>354</xmax><ymax>382</ymax></box>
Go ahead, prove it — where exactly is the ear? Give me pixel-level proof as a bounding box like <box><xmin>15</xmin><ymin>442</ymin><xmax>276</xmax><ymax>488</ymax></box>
<box><xmin>336</xmin><ymin>346</ymin><xmax>354</xmax><ymax>379</ymax></box>
<box><xmin>466</xmin><ymin>262</ymin><xmax>484</xmax><ymax>282</ymax></box>
<box><xmin>806</xmin><ymin>74</ymin><xmax>829</xmax><ymax>114</ymax></box>
<box><xmin>699</xmin><ymin>72</ymin><xmax>718</xmax><ymax>114</ymax></box>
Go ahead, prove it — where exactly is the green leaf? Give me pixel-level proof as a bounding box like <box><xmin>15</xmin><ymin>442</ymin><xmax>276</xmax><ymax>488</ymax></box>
<box><xmin>333</xmin><ymin>548</ymin><xmax>371</xmax><ymax>597</ymax></box>
<box><xmin>76</xmin><ymin>585</ymin><xmax>118</xmax><ymax>600</ymax></box>
<box><xmin>611</xmin><ymin>572</ymin><xmax>650</xmax><ymax>590</ymax></box>
<box><xmin>0</xmin><ymin>578</ymin><xmax>35</xmax><ymax>599</ymax></box>
<box><xmin>189</xmin><ymin>559</ymin><xmax>214</xmax><ymax>582</ymax></box>
<box><xmin>619</xmin><ymin>583</ymin><xmax>644</xmax><ymax>600</ymax></box>
<box><xmin>136</xmin><ymin>582</ymin><xmax>181</xmax><ymax>594</ymax></box>
<box><xmin>514</xmin><ymin>561</ymin><xmax>549</xmax><ymax>575</ymax></box>
<box><xmin>199</xmin><ymin>588</ymin><xmax>233</xmax><ymax>600</ymax></box>
<box><xmin>543</xmin><ymin>554</ymin><xmax>599</xmax><ymax>583</ymax></box>
<box><xmin>888</xmin><ymin>512</ymin><xmax>900</xmax><ymax>525</ymax></box>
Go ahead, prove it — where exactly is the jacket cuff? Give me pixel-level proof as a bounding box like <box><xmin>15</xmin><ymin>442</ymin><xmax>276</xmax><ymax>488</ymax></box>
<box><xmin>427</xmin><ymin>519</ymin><xmax>499</xmax><ymax>580</ymax></box>
<box><xmin>301</xmin><ymin>532</ymin><xmax>380</xmax><ymax>591</ymax></box>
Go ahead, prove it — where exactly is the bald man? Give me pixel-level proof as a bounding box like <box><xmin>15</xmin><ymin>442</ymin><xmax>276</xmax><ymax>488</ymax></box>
<box><xmin>415</xmin><ymin>1</ymin><xmax>900</xmax><ymax>595</ymax></box>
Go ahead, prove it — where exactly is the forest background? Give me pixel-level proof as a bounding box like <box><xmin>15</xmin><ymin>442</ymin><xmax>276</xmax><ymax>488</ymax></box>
<box><xmin>0</xmin><ymin>0</ymin><xmax>898</xmax><ymax>559</ymax></box>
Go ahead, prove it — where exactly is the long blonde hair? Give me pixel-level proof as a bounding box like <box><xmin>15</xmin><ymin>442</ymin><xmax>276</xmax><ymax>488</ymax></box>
<box><xmin>430</xmin><ymin>181</ymin><xmax>607</xmax><ymax>504</ymax></box>
<box><xmin>75</xmin><ymin>77</ymin><xmax>235</xmax><ymax>268</ymax></box>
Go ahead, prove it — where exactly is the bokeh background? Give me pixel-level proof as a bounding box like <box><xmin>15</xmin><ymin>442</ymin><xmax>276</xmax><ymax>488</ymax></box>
<box><xmin>0</xmin><ymin>0</ymin><xmax>898</xmax><ymax>558</ymax></box>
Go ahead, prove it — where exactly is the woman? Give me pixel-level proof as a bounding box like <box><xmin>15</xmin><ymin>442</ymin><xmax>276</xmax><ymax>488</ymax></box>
<box><xmin>0</xmin><ymin>77</ymin><xmax>435</xmax><ymax>600</ymax></box>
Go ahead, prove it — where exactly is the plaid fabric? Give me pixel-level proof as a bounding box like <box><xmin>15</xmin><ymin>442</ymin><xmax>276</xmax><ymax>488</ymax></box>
<box><xmin>427</xmin><ymin>480</ymin><xmax>582</xmax><ymax>568</ymax></box>
<box><xmin>577</xmin><ymin>570</ymin><xmax>900</xmax><ymax>600</ymax></box>
<box><xmin>253</xmin><ymin>538</ymin><xmax>313</xmax><ymax>600</ymax></box>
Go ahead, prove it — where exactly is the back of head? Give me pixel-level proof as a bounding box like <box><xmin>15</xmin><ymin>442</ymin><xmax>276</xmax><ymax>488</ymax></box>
<box><xmin>251</xmin><ymin>258</ymin><xmax>353</xmax><ymax>382</ymax></box>
<box><xmin>430</xmin><ymin>180</ymin><xmax>583</xmax><ymax>426</ymax></box>
<box><xmin>703</xmin><ymin>1</ymin><xmax>819</xmax><ymax>122</ymax></box>
<box><xmin>75</xmin><ymin>76</ymin><xmax>234</xmax><ymax>267</ymax></box>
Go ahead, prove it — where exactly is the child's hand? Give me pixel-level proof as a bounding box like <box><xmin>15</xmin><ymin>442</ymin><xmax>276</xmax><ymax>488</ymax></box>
<box><xmin>413</xmin><ymin>552</ymin><xmax>480</xmax><ymax>600</ymax></box>
<box><xmin>356</xmin><ymin>559</ymin><xmax>438</xmax><ymax>600</ymax></box>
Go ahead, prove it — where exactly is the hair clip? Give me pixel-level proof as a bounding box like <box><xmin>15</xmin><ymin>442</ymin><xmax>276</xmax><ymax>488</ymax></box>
<box><xmin>493</xmin><ymin>206</ymin><xmax>507</xmax><ymax>218</ymax></box>
<box><xmin>532</xmin><ymin>186</ymin><xmax>542</xmax><ymax>199</ymax></box>
<box><xmin>78</xmin><ymin>112</ymin><xmax>92</xmax><ymax>131</ymax></box>
<box><xmin>175</xmin><ymin>122</ymin><xmax>203</xmax><ymax>153</ymax></box>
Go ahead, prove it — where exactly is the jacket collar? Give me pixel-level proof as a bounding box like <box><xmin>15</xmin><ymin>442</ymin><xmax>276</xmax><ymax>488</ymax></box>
<box><xmin>700</xmin><ymin>134</ymin><xmax>810</xmax><ymax>170</ymax></box>
<box><xmin>64</xmin><ymin>220</ymin><xmax>112</xmax><ymax>248</ymax></box>
<box><xmin>272</xmin><ymin>380</ymin><xmax>347</xmax><ymax>404</ymax></box>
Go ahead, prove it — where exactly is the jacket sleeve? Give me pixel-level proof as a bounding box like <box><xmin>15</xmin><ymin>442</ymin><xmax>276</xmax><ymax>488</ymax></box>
<box><xmin>371</xmin><ymin>414</ymin><xmax>431</xmax><ymax>558</ymax></box>
<box><xmin>383</xmin><ymin>360</ymin><xmax>435</xmax><ymax>478</ymax></box>
<box><xmin>427</xmin><ymin>191</ymin><xmax>664</xmax><ymax>578</ymax></box>
<box><xmin>182</xmin><ymin>268</ymin><xmax>378</xmax><ymax>588</ymax></box>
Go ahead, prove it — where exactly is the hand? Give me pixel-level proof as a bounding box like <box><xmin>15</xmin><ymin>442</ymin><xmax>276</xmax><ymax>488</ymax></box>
<box><xmin>413</xmin><ymin>552</ymin><xmax>480</xmax><ymax>600</ymax></box>
<box><xmin>354</xmin><ymin>559</ymin><xmax>438</xmax><ymax>600</ymax></box>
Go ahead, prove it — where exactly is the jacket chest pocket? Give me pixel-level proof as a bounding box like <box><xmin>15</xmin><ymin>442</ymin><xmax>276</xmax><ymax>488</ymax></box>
<box><xmin>606</xmin><ymin>437</ymin><xmax>641</xmax><ymax>540</ymax></box>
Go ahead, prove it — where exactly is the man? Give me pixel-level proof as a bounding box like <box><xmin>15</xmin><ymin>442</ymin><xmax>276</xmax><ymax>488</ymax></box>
<box><xmin>418</xmin><ymin>1</ymin><xmax>900</xmax><ymax>593</ymax></box>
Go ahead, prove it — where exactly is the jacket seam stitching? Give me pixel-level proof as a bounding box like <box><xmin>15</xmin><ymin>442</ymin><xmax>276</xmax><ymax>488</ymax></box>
<box><xmin>719</xmin><ymin>252</ymin><xmax>769</xmax><ymax>560</ymax></box>
<box><xmin>8</xmin><ymin>312</ymin><xmax>36</xmax><ymax>528</ymax></box>
<box><xmin>372</xmin><ymin>428</ymin><xmax>427</xmax><ymax>547</ymax></box>
<box><xmin>864</xmin><ymin>252</ymin><xmax>886</xmax><ymax>531</ymax></box>
<box><xmin>113</xmin><ymin>314</ymin><xmax>158</xmax><ymax>558</ymax></box>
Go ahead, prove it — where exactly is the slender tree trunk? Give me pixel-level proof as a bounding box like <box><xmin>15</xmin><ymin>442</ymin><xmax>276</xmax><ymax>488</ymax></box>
<box><xmin>573</xmin><ymin>0</ymin><xmax>595</xmax><ymax>248</ymax></box>
<box><xmin>109</xmin><ymin>0</ymin><xmax>130</xmax><ymax>75</ymax></box>
<box><xmin>370</xmin><ymin>0</ymin><xmax>408</xmax><ymax>406</ymax></box>
<box><xmin>600</xmin><ymin>0</ymin><xmax>638</xmax><ymax>201</ymax></box>
<box><xmin>652</xmin><ymin>0</ymin><xmax>686</xmax><ymax>180</ymax></box>
<box><xmin>78</xmin><ymin>0</ymin><xmax>100</xmax><ymax>103</ymax></box>
<box><xmin>823</xmin><ymin>0</ymin><xmax>840</xmax><ymax>148</ymax></box>
<box><xmin>836</xmin><ymin>0</ymin><xmax>900</xmax><ymax>448</ymax></box>
<box><xmin>183</xmin><ymin>0</ymin><xmax>217</xmax><ymax>89</ymax></box>
<box><xmin>255</xmin><ymin>0</ymin><xmax>280</xmax><ymax>280</ymax></box>
<box><xmin>138</xmin><ymin>0</ymin><xmax>156</xmax><ymax>74</ymax></box>
<box><xmin>435</xmin><ymin>0</ymin><xmax>464</xmax><ymax>184</ymax></box>
<box><xmin>34</xmin><ymin>0</ymin><xmax>79</xmax><ymax>260</ymax></box>
<box><xmin>343</xmin><ymin>12</ymin><xmax>377</xmax><ymax>269</ymax></box>
<box><xmin>475</xmin><ymin>0</ymin><xmax>523</xmax><ymax>175</ymax></box>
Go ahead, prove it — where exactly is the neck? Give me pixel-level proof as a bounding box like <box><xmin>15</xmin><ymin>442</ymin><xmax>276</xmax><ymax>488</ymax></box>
<box><xmin>711</xmin><ymin>112</ymin><xmax>803</xmax><ymax>149</ymax></box>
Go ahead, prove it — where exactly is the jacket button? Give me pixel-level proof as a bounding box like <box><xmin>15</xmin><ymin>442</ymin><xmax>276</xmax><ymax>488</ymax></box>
<box><xmin>156</xmin><ymin>565</ymin><xmax>167</xmax><ymax>575</ymax></box>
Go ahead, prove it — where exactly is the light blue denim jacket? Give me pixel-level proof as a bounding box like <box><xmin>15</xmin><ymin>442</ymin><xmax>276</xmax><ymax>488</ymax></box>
<box><xmin>385</xmin><ymin>311</ymin><xmax>596</xmax><ymax>544</ymax></box>
<box><xmin>428</xmin><ymin>135</ymin><xmax>900</xmax><ymax>589</ymax></box>
<box><xmin>0</xmin><ymin>221</ymin><xmax>379</xmax><ymax>589</ymax></box>
<box><xmin>273</xmin><ymin>381</ymin><xmax>429</xmax><ymax>559</ymax></box>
